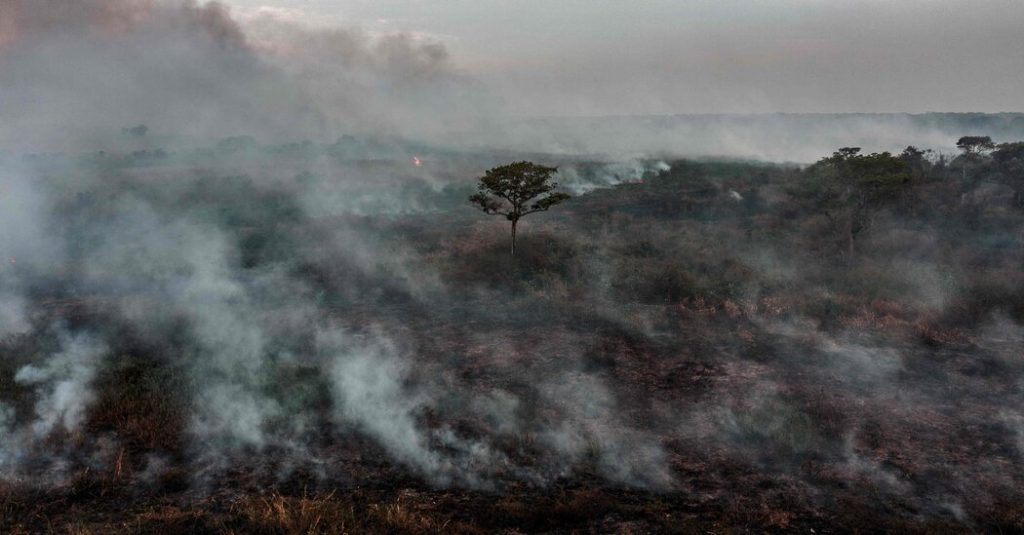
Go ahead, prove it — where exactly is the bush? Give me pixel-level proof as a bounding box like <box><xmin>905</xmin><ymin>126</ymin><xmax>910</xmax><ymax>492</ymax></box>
<box><xmin>441</xmin><ymin>229</ymin><xmax>583</xmax><ymax>294</ymax></box>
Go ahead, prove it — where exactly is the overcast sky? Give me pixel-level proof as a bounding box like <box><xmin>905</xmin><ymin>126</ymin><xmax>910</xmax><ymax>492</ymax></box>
<box><xmin>224</xmin><ymin>0</ymin><xmax>1024</xmax><ymax>116</ymax></box>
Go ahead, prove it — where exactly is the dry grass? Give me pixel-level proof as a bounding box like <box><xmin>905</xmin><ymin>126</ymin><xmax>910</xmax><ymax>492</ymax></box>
<box><xmin>227</xmin><ymin>492</ymin><xmax>356</xmax><ymax>534</ymax></box>
<box><xmin>1</xmin><ymin>490</ymin><xmax>481</xmax><ymax>535</ymax></box>
<box><xmin>224</xmin><ymin>492</ymin><xmax>475</xmax><ymax>535</ymax></box>
<box><xmin>4</xmin><ymin>158</ymin><xmax>1024</xmax><ymax>533</ymax></box>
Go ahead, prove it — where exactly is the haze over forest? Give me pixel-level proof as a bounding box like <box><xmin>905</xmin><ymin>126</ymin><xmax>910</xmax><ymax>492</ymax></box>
<box><xmin>2</xmin><ymin>1</ymin><xmax>1024</xmax><ymax>532</ymax></box>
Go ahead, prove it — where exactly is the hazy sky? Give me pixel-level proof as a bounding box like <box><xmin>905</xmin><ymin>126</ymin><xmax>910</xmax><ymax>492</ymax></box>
<box><xmin>225</xmin><ymin>0</ymin><xmax>1024</xmax><ymax>116</ymax></box>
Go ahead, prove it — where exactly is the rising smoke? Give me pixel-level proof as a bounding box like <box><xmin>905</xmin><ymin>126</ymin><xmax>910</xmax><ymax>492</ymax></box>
<box><xmin>0</xmin><ymin>0</ymin><xmax>672</xmax><ymax>490</ymax></box>
<box><xmin>2</xmin><ymin>5</ymin><xmax>1024</xmax><ymax>523</ymax></box>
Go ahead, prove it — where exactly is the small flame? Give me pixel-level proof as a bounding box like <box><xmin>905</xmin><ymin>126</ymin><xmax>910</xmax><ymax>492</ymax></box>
<box><xmin>412</xmin><ymin>156</ymin><xmax>422</xmax><ymax>167</ymax></box>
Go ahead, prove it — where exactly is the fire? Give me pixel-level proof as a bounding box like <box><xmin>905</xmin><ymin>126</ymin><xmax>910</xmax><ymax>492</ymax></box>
<box><xmin>412</xmin><ymin>156</ymin><xmax>422</xmax><ymax>167</ymax></box>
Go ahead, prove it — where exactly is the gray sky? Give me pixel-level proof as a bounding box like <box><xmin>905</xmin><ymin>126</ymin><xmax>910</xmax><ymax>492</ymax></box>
<box><xmin>225</xmin><ymin>0</ymin><xmax>1024</xmax><ymax>116</ymax></box>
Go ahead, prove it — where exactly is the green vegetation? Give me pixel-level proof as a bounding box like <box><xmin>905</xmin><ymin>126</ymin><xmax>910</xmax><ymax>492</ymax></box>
<box><xmin>469</xmin><ymin>161</ymin><xmax>570</xmax><ymax>255</ymax></box>
<box><xmin>793</xmin><ymin>147</ymin><xmax>912</xmax><ymax>258</ymax></box>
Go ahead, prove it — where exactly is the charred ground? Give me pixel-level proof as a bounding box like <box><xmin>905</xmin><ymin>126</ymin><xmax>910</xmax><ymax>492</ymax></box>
<box><xmin>3</xmin><ymin>142</ymin><xmax>1024</xmax><ymax>533</ymax></box>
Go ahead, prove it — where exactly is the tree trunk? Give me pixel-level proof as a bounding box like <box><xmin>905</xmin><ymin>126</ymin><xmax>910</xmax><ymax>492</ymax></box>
<box><xmin>510</xmin><ymin>218</ymin><xmax>517</xmax><ymax>256</ymax></box>
<box><xmin>846</xmin><ymin>215</ymin><xmax>857</xmax><ymax>261</ymax></box>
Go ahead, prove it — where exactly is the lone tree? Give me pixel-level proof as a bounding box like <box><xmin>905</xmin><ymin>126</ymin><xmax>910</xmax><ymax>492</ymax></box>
<box><xmin>469</xmin><ymin>161</ymin><xmax>570</xmax><ymax>255</ymax></box>
<box><xmin>956</xmin><ymin>135</ymin><xmax>995</xmax><ymax>180</ymax></box>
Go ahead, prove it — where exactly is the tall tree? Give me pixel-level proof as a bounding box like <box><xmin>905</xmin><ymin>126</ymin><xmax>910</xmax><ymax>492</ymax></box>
<box><xmin>956</xmin><ymin>135</ymin><xmax>995</xmax><ymax>180</ymax></box>
<box><xmin>796</xmin><ymin>148</ymin><xmax>911</xmax><ymax>258</ymax></box>
<box><xmin>469</xmin><ymin>161</ymin><xmax>570</xmax><ymax>255</ymax></box>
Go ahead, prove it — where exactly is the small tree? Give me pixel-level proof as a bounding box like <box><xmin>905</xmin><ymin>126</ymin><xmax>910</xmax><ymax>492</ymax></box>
<box><xmin>956</xmin><ymin>135</ymin><xmax>995</xmax><ymax>180</ymax></box>
<box><xmin>469</xmin><ymin>161</ymin><xmax>570</xmax><ymax>255</ymax></box>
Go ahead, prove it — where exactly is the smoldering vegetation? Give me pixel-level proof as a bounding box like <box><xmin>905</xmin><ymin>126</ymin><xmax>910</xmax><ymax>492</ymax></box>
<box><xmin>0</xmin><ymin>144</ymin><xmax>675</xmax><ymax>489</ymax></box>
<box><xmin>3</xmin><ymin>134</ymin><xmax>1024</xmax><ymax>532</ymax></box>
<box><xmin>3</xmin><ymin>1</ymin><xmax>1024</xmax><ymax>533</ymax></box>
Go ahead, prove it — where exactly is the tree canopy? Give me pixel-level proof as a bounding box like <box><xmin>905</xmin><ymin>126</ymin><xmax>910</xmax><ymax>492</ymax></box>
<box><xmin>956</xmin><ymin>136</ymin><xmax>996</xmax><ymax>180</ymax></box>
<box><xmin>469</xmin><ymin>161</ymin><xmax>570</xmax><ymax>255</ymax></box>
<box><xmin>956</xmin><ymin>136</ymin><xmax>995</xmax><ymax>155</ymax></box>
<box><xmin>795</xmin><ymin>147</ymin><xmax>912</xmax><ymax>257</ymax></box>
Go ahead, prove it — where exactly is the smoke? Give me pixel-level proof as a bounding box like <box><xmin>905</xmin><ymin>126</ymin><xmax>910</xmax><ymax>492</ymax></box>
<box><xmin>0</xmin><ymin>165</ymin><xmax>61</xmax><ymax>337</ymax></box>
<box><xmin>14</xmin><ymin>330</ymin><xmax>107</xmax><ymax>438</ymax></box>
<box><xmin>0</xmin><ymin>0</ymin><xmax>486</xmax><ymax>152</ymax></box>
<box><xmin>538</xmin><ymin>374</ymin><xmax>672</xmax><ymax>488</ymax></box>
<box><xmin>0</xmin><ymin>0</ymin><xmax>502</xmax><ymax>486</ymax></box>
<box><xmin>0</xmin><ymin>133</ymin><xmax>674</xmax><ymax>492</ymax></box>
<box><xmin>0</xmin><ymin>326</ymin><xmax>108</xmax><ymax>482</ymax></box>
<box><xmin>4</xmin><ymin>2</ymin><xmax>1021</xmax><ymax>161</ymax></box>
<box><xmin>459</xmin><ymin>113</ymin><xmax>1024</xmax><ymax>163</ymax></box>
<box><xmin>557</xmin><ymin>160</ymin><xmax>671</xmax><ymax>195</ymax></box>
<box><xmin>322</xmin><ymin>327</ymin><xmax>511</xmax><ymax>487</ymax></box>
<box><xmin>2</xmin><ymin>5</ymin><xmax>1024</xmax><ymax>526</ymax></box>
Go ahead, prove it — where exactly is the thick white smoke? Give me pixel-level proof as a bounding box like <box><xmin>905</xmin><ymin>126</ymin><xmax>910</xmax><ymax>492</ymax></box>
<box><xmin>0</xmin><ymin>1</ymin><xmax>674</xmax><ymax>488</ymax></box>
<box><xmin>0</xmin><ymin>0</ymin><xmax>487</xmax><ymax>152</ymax></box>
<box><xmin>14</xmin><ymin>331</ymin><xmax>108</xmax><ymax>438</ymax></box>
<box><xmin>4</xmin><ymin>1</ymin><xmax>1020</xmax><ymax>506</ymax></box>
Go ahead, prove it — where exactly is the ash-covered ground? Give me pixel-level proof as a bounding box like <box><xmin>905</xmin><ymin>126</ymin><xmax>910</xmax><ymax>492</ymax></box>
<box><xmin>2</xmin><ymin>138</ymin><xmax>1024</xmax><ymax>533</ymax></box>
<box><xmin>4</xmin><ymin>1</ymin><xmax>1024</xmax><ymax>532</ymax></box>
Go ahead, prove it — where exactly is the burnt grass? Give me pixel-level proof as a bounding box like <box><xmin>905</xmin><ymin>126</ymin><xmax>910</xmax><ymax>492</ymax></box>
<box><xmin>3</xmin><ymin>154</ymin><xmax>1024</xmax><ymax>533</ymax></box>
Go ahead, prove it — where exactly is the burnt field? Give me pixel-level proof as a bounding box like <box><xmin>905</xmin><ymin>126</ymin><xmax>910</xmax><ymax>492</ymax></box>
<box><xmin>2</xmin><ymin>142</ymin><xmax>1024</xmax><ymax>533</ymax></box>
